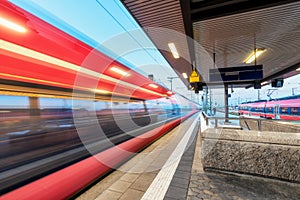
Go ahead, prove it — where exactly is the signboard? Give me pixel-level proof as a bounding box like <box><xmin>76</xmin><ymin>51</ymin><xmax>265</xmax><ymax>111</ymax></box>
<box><xmin>209</xmin><ymin>65</ymin><xmax>263</xmax><ymax>82</ymax></box>
<box><xmin>189</xmin><ymin>70</ymin><xmax>200</xmax><ymax>83</ymax></box>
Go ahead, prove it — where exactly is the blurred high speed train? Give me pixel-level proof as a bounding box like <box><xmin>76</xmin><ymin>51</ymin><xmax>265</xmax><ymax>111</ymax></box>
<box><xmin>238</xmin><ymin>95</ymin><xmax>300</xmax><ymax>120</ymax></box>
<box><xmin>0</xmin><ymin>94</ymin><xmax>198</xmax><ymax>194</ymax></box>
<box><xmin>0</xmin><ymin>1</ymin><xmax>199</xmax><ymax>197</ymax></box>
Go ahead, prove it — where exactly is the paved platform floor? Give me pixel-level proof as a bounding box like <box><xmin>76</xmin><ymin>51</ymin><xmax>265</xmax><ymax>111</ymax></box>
<box><xmin>75</xmin><ymin>114</ymin><xmax>300</xmax><ymax>200</ymax></box>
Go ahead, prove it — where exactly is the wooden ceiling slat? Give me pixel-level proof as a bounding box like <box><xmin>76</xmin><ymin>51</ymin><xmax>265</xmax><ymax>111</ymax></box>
<box><xmin>125</xmin><ymin>0</ymin><xmax>177</xmax><ymax>11</ymax></box>
<box><xmin>137</xmin><ymin>15</ymin><xmax>182</xmax><ymax>23</ymax></box>
<box><xmin>135</xmin><ymin>9</ymin><xmax>182</xmax><ymax>20</ymax></box>
<box><xmin>132</xmin><ymin>4</ymin><xmax>180</xmax><ymax>16</ymax></box>
<box><xmin>140</xmin><ymin>19</ymin><xmax>184</xmax><ymax>27</ymax></box>
<box><xmin>193</xmin><ymin>1</ymin><xmax>300</xmax><ymax>79</ymax></box>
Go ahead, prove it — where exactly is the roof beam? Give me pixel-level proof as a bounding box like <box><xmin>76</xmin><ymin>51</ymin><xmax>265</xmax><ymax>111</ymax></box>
<box><xmin>180</xmin><ymin>0</ymin><xmax>195</xmax><ymax>67</ymax></box>
<box><xmin>191</xmin><ymin>0</ymin><xmax>299</xmax><ymax>22</ymax></box>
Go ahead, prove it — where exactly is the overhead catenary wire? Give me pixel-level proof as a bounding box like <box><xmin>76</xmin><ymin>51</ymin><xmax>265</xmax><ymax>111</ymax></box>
<box><xmin>95</xmin><ymin>0</ymin><xmax>160</xmax><ymax>65</ymax></box>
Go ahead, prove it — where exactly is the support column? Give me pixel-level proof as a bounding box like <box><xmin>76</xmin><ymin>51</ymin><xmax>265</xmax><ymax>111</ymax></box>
<box><xmin>29</xmin><ymin>97</ymin><xmax>40</xmax><ymax>118</ymax></box>
<box><xmin>209</xmin><ymin>88</ymin><xmax>212</xmax><ymax>115</ymax></box>
<box><xmin>142</xmin><ymin>100</ymin><xmax>148</xmax><ymax>113</ymax></box>
<box><xmin>204</xmin><ymin>88</ymin><xmax>208</xmax><ymax>114</ymax></box>
<box><xmin>224</xmin><ymin>84</ymin><xmax>229</xmax><ymax>122</ymax></box>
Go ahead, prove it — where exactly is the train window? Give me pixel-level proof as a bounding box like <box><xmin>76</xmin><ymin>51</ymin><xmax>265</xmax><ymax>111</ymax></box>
<box><xmin>266</xmin><ymin>107</ymin><xmax>272</xmax><ymax>113</ymax></box>
<box><xmin>280</xmin><ymin>107</ymin><xmax>289</xmax><ymax>114</ymax></box>
<box><xmin>254</xmin><ymin>107</ymin><xmax>263</xmax><ymax>112</ymax></box>
<box><xmin>239</xmin><ymin>106</ymin><xmax>248</xmax><ymax>110</ymax></box>
<box><xmin>291</xmin><ymin>107</ymin><xmax>299</xmax><ymax>114</ymax></box>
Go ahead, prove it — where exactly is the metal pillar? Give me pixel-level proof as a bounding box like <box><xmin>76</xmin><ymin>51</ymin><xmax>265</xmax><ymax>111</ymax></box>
<box><xmin>209</xmin><ymin>88</ymin><xmax>212</xmax><ymax>115</ymax></box>
<box><xmin>167</xmin><ymin>77</ymin><xmax>179</xmax><ymax>91</ymax></box>
<box><xmin>224</xmin><ymin>84</ymin><xmax>229</xmax><ymax>122</ymax></box>
<box><xmin>29</xmin><ymin>97</ymin><xmax>40</xmax><ymax>117</ymax></box>
<box><xmin>204</xmin><ymin>88</ymin><xmax>208</xmax><ymax>114</ymax></box>
<box><xmin>143</xmin><ymin>100</ymin><xmax>148</xmax><ymax>112</ymax></box>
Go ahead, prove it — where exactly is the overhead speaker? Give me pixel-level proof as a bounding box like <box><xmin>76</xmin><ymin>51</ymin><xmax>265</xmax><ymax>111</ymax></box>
<box><xmin>197</xmin><ymin>82</ymin><xmax>203</xmax><ymax>91</ymax></box>
<box><xmin>271</xmin><ymin>79</ymin><xmax>284</xmax><ymax>88</ymax></box>
<box><xmin>254</xmin><ymin>81</ymin><xmax>261</xmax><ymax>89</ymax></box>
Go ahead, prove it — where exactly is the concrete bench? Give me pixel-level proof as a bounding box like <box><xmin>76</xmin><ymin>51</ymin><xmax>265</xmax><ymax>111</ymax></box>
<box><xmin>201</xmin><ymin>128</ymin><xmax>300</xmax><ymax>182</ymax></box>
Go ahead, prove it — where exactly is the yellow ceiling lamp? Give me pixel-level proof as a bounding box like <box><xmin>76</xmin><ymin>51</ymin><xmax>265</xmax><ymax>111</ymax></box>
<box><xmin>168</xmin><ymin>42</ymin><xmax>179</xmax><ymax>59</ymax></box>
<box><xmin>182</xmin><ymin>73</ymin><xmax>188</xmax><ymax>79</ymax></box>
<box><xmin>260</xmin><ymin>81</ymin><xmax>269</xmax><ymax>86</ymax></box>
<box><xmin>244</xmin><ymin>48</ymin><xmax>266</xmax><ymax>64</ymax></box>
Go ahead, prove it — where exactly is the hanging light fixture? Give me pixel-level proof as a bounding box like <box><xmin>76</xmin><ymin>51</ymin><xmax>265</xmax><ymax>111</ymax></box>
<box><xmin>244</xmin><ymin>48</ymin><xmax>266</xmax><ymax>64</ymax></box>
<box><xmin>168</xmin><ymin>43</ymin><xmax>179</xmax><ymax>59</ymax></box>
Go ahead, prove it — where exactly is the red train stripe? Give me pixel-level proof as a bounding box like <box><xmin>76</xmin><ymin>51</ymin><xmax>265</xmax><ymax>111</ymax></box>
<box><xmin>0</xmin><ymin>1</ymin><xmax>172</xmax><ymax>99</ymax></box>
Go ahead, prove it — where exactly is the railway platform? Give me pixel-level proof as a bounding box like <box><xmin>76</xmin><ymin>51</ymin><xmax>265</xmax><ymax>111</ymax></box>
<box><xmin>75</xmin><ymin>114</ymin><xmax>300</xmax><ymax>200</ymax></box>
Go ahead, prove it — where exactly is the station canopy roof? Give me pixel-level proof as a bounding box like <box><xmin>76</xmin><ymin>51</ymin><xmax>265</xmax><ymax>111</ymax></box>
<box><xmin>122</xmin><ymin>0</ymin><xmax>300</xmax><ymax>88</ymax></box>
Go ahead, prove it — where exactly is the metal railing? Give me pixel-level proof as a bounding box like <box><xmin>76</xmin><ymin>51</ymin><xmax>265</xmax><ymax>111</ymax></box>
<box><xmin>201</xmin><ymin>112</ymin><xmax>299</xmax><ymax>132</ymax></box>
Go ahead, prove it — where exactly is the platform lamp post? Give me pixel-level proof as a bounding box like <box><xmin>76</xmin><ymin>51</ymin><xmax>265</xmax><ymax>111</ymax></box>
<box><xmin>292</xmin><ymin>87</ymin><xmax>297</xmax><ymax>96</ymax></box>
<box><xmin>224</xmin><ymin>84</ymin><xmax>229</xmax><ymax>123</ymax></box>
<box><xmin>167</xmin><ymin>77</ymin><xmax>180</xmax><ymax>91</ymax></box>
<box><xmin>29</xmin><ymin>96</ymin><xmax>40</xmax><ymax>119</ymax></box>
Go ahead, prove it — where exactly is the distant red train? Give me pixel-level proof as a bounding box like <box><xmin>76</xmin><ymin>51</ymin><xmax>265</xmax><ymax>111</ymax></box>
<box><xmin>238</xmin><ymin>95</ymin><xmax>300</xmax><ymax>120</ymax></box>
